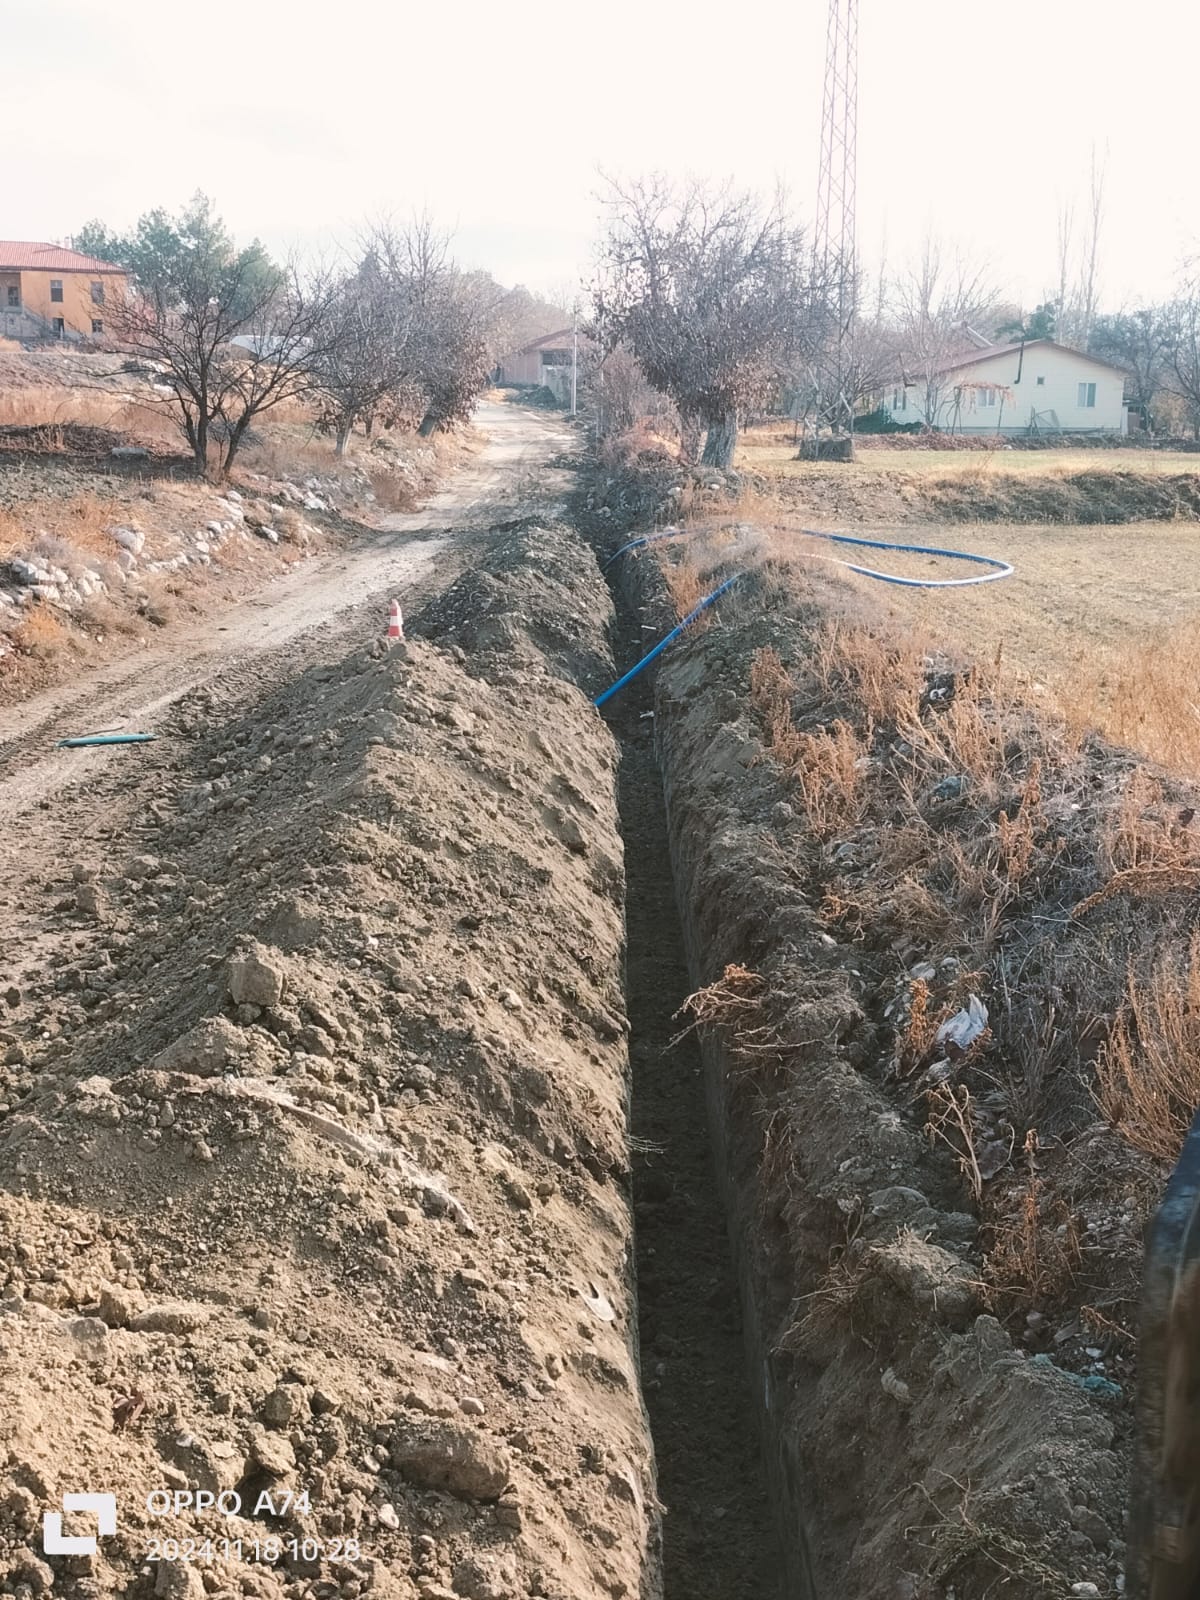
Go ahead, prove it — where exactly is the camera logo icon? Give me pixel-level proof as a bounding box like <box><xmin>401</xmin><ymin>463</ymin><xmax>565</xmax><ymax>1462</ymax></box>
<box><xmin>42</xmin><ymin>1494</ymin><xmax>117</xmax><ymax>1556</ymax></box>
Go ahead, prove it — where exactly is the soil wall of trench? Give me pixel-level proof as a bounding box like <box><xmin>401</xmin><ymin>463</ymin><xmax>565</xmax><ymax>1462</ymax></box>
<box><xmin>603</xmin><ymin>550</ymin><xmax>1128</xmax><ymax>1600</ymax></box>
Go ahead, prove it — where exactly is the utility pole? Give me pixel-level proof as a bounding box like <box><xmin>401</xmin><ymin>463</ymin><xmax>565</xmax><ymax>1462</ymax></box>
<box><xmin>813</xmin><ymin>0</ymin><xmax>859</xmax><ymax>441</ymax></box>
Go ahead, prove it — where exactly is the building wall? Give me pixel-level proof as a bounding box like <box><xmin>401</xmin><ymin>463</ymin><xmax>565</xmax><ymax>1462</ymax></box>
<box><xmin>902</xmin><ymin>345</ymin><xmax>1126</xmax><ymax>434</ymax></box>
<box><xmin>14</xmin><ymin>270</ymin><xmax>126</xmax><ymax>338</ymax></box>
<box><xmin>500</xmin><ymin>349</ymin><xmax>545</xmax><ymax>385</ymax></box>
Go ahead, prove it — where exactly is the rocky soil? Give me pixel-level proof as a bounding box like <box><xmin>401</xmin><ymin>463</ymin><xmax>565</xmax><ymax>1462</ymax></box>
<box><xmin>0</xmin><ymin>524</ymin><xmax>661</xmax><ymax>1600</ymax></box>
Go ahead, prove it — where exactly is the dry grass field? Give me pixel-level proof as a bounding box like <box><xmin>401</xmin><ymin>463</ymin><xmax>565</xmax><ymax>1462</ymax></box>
<box><xmin>684</xmin><ymin>433</ymin><xmax>1200</xmax><ymax>776</ymax></box>
<box><xmin>737</xmin><ymin>428</ymin><xmax>1197</xmax><ymax>480</ymax></box>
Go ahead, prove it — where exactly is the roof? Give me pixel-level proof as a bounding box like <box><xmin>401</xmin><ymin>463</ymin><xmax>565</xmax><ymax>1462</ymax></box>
<box><xmin>518</xmin><ymin>327</ymin><xmax>574</xmax><ymax>352</ymax></box>
<box><xmin>928</xmin><ymin>339</ymin><xmax>1129</xmax><ymax>379</ymax></box>
<box><xmin>0</xmin><ymin>242</ymin><xmax>126</xmax><ymax>274</ymax></box>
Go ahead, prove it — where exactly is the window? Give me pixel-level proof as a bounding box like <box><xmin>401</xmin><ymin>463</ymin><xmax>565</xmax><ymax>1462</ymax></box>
<box><xmin>91</xmin><ymin>281</ymin><xmax>105</xmax><ymax>305</ymax></box>
<box><xmin>5</xmin><ymin>286</ymin><xmax>17</xmax><ymax>308</ymax></box>
<box><xmin>91</xmin><ymin>319</ymin><xmax>104</xmax><ymax>335</ymax></box>
<box><xmin>540</xmin><ymin>349</ymin><xmax>569</xmax><ymax>368</ymax></box>
<box><xmin>978</xmin><ymin>386</ymin><xmax>997</xmax><ymax>407</ymax></box>
<box><xmin>892</xmin><ymin>387</ymin><xmax>907</xmax><ymax>413</ymax></box>
<box><xmin>1036</xmin><ymin>375</ymin><xmax>1045</xmax><ymax>386</ymax></box>
<box><xmin>49</xmin><ymin>279</ymin><xmax>63</xmax><ymax>303</ymax></box>
<box><xmin>52</xmin><ymin>317</ymin><xmax>65</xmax><ymax>337</ymax></box>
<box><xmin>1078</xmin><ymin>381</ymin><xmax>1097</xmax><ymax>408</ymax></box>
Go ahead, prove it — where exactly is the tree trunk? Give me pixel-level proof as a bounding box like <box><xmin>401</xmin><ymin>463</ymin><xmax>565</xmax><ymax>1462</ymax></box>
<box><xmin>679</xmin><ymin>413</ymin><xmax>702</xmax><ymax>464</ymax></box>
<box><xmin>418</xmin><ymin>410</ymin><xmax>439</xmax><ymax>437</ymax></box>
<box><xmin>700</xmin><ymin>410</ymin><xmax>738</xmax><ymax>470</ymax></box>
<box><xmin>335</xmin><ymin>423</ymin><xmax>352</xmax><ymax>459</ymax></box>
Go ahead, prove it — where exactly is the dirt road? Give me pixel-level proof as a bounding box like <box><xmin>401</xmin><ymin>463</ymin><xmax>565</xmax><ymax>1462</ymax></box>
<box><xmin>0</xmin><ymin>404</ymin><xmax>572</xmax><ymax>809</ymax></box>
<box><xmin>0</xmin><ymin>402</ymin><xmax>572</xmax><ymax>1017</ymax></box>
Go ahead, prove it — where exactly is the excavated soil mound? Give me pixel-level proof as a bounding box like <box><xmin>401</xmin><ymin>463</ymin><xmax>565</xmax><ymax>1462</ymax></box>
<box><xmin>0</xmin><ymin>526</ymin><xmax>658</xmax><ymax>1600</ymax></box>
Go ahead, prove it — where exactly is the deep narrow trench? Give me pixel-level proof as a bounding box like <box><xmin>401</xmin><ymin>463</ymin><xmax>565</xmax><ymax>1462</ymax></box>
<box><xmin>614</xmin><ymin>703</ymin><xmax>783</xmax><ymax>1599</ymax></box>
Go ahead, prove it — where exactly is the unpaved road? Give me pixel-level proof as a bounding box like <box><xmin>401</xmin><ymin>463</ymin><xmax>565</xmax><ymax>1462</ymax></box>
<box><xmin>0</xmin><ymin>402</ymin><xmax>572</xmax><ymax>994</ymax></box>
<box><xmin>0</xmin><ymin>404</ymin><xmax>571</xmax><ymax>815</ymax></box>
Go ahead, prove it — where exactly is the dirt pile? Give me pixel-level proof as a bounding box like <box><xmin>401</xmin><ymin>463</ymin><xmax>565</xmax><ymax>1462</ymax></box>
<box><xmin>592</xmin><ymin>530</ymin><xmax>1167</xmax><ymax>1596</ymax></box>
<box><xmin>0</xmin><ymin>525</ymin><xmax>659</xmax><ymax>1600</ymax></box>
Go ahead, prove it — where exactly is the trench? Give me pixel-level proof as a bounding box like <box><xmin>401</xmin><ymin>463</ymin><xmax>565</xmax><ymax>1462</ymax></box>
<box><xmin>604</xmin><ymin>611</ymin><xmax>784</xmax><ymax>1600</ymax></box>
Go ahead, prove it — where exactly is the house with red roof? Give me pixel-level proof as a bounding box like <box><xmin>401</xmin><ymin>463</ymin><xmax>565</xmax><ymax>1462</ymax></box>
<box><xmin>0</xmin><ymin>242</ymin><xmax>128</xmax><ymax>342</ymax></box>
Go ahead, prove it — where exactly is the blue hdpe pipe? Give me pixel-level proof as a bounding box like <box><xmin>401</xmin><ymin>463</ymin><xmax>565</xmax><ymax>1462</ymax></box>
<box><xmin>57</xmin><ymin>733</ymin><xmax>157</xmax><ymax>748</ymax></box>
<box><xmin>593</xmin><ymin>575</ymin><xmax>743</xmax><ymax>708</ymax></box>
<box><xmin>592</xmin><ymin>521</ymin><xmax>1013</xmax><ymax>708</ymax></box>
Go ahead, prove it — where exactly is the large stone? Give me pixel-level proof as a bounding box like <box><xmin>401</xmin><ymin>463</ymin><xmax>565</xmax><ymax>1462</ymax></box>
<box><xmin>152</xmin><ymin>1017</ymin><xmax>246</xmax><ymax>1077</ymax></box>
<box><xmin>109</xmin><ymin>525</ymin><xmax>145</xmax><ymax>555</ymax></box>
<box><xmin>390</xmin><ymin>1421</ymin><xmax>512</xmax><ymax>1501</ymax></box>
<box><xmin>228</xmin><ymin>946</ymin><xmax>285</xmax><ymax>1009</ymax></box>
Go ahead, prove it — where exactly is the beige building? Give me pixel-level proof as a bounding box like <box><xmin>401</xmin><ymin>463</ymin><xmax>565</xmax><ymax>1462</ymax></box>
<box><xmin>498</xmin><ymin>328</ymin><xmax>574</xmax><ymax>388</ymax></box>
<box><xmin>893</xmin><ymin>339</ymin><xmax>1129</xmax><ymax>435</ymax></box>
<box><xmin>0</xmin><ymin>241</ymin><xmax>128</xmax><ymax>342</ymax></box>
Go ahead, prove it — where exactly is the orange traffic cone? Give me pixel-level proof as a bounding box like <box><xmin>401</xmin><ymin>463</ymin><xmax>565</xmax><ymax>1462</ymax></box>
<box><xmin>387</xmin><ymin>599</ymin><xmax>404</xmax><ymax>642</ymax></box>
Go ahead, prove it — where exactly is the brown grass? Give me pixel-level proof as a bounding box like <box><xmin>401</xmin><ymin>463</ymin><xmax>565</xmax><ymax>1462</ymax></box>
<box><xmin>984</xmin><ymin>1133</ymin><xmax>1083</xmax><ymax>1308</ymax></box>
<box><xmin>8</xmin><ymin>604</ymin><xmax>70</xmax><ymax>658</ymax></box>
<box><xmin>1095</xmin><ymin>930</ymin><xmax>1200</xmax><ymax>1160</ymax></box>
<box><xmin>749</xmin><ymin>645</ymin><xmax>867</xmax><ymax>837</ymax></box>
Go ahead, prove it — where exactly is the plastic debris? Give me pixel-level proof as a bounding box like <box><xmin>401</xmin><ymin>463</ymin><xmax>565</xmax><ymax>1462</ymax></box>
<box><xmin>581</xmin><ymin>1284</ymin><xmax>616</xmax><ymax>1322</ymax></box>
<box><xmin>1029</xmin><ymin>1353</ymin><xmax>1122</xmax><ymax>1399</ymax></box>
<box><xmin>935</xmin><ymin>995</ymin><xmax>988</xmax><ymax>1059</ymax></box>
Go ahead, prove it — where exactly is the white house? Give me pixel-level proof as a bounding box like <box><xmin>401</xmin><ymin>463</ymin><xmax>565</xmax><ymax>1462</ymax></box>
<box><xmin>888</xmin><ymin>339</ymin><xmax>1128</xmax><ymax>435</ymax></box>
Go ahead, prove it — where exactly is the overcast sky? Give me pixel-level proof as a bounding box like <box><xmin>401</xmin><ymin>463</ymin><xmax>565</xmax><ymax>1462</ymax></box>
<box><xmin>5</xmin><ymin>0</ymin><xmax>1196</xmax><ymax>311</ymax></box>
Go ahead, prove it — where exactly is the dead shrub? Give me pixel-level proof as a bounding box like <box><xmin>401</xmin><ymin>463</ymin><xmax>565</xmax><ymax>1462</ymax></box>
<box><xmin>925</xmin><ymin>1083</ymin><xmax>985</xmax><ymax>1203</ymax></box>
<box><xmin>810</xmin><ymin>617</ymin><xmax>924</xmax><ymax>727</ymax></box>
<box><xmin>1095</xmin><ymin>930</ymin><xmax>1200</xmax><ymax>1160</ymax></box>
<box><xmin>8</xmin><ymin>604</ymin><xmax>69</xmax><ymax>658</ymax></box>
<box><xmin>675</xmin><ymin>964</ymin><xmax>783</xmax><ymax>1073</ymax></box>
<box><xmin>366</xmin><ymin>467</ymin><xmax>418</xmax><ymax>513</ymax></box>
<box><xmin>983</xmin><ymin>1131</ymin><xmax>1082</xmax><ymax>1309</ymax></box>
<box><xmin>749</xmin><ymin>646</ymin><xmax>865</xmax><ymax>835</ymax></box>
<box><xmin>662</xmin><ymin>555</ymin><xmax>706</xmax><ymax>619</ymax></box>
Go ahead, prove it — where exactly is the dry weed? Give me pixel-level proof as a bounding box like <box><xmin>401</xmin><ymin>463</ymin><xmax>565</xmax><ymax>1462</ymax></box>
<box><xmin>662</xmin><ymin>555</ymin><xmax>706</xmax><ymax>619</ymax></box>
<box><xmin>1061</xmin><ymin>618</ymin><xmax>1200</xmax><ymax>776</ymax></box>
<box><xmin>749</xmin><ymin>645</ymin><xmax>866</xmax><ymax>836</ymax></box>
<box><xmin>8</xmin><ymin>604</ymin><xmax>69</xmax><ymax>658</ymax></box>
<box><xmin>810</xmin><ymin>618</ymin><xmax>924</xmax><ymax>727</ymax></box>
<box><xmin>1095</xmin><ymin>930</ymin><xmax>1200</xmax><ymax>1160</ymax></box>
<box><xmin>984</xmin><ymin>1131</ymin><xmax>1082</xmax><ymax>1308</ymax></box>
<box><xmin>675</xmin><ymin>964</ymin><xmax>783</xmax><ymax>1071</ymax></box>
<box><xmin>924</xmin><ymin>1083</ymin><xmax>985</xmax><ymax>1202</ymax></box>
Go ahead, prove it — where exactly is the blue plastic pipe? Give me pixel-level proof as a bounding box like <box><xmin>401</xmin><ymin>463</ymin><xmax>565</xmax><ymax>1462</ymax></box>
<box><xmin>57</xmin><ymin>733</ymin><xmax>157</xmax><ymax>748</ymax></box>
<box><xmin>602</xmin><ymin>525</ymin><xmax>1013</xmax><ymax>589</ymax></box>
<box><xmin>594</xmin><ymin>575</ymin><xmax>743</xmax><ymax>708</ymax></box>
<box><xmin>601</xmin><ymin>529</ymin><xmax>682</xmax><ymax>571</ymax></box>
<box><xmin>798</xmin><ymin>527</ymin><xmax>1013</xmax><ymax>588</ymax></box>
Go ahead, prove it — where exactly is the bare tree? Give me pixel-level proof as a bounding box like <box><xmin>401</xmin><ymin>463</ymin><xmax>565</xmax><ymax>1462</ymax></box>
<box><xmin>1075</xmin><ymin>148</ymin><xmax>1107</xmax><ymax>350</ymax></box>
<box><xmin>1090</xmin><ymin>306</ymin><xmax>1171</xmax><ymax>432</ymax></box>
<box><xmin>106</xmin><ymin>195</ymin><xmax>335</xmax><ymax>479</ymax></box>
<box><xmin>1163</xmin><ymin>277</ymin><xmax>1200</xmax><ymax>439</ymax></box>
<box><xmin>593</xmin><ymin>175</ymin><xmax>817</xmax><ymax>468</ymax></box>
<box><xmin>1054</xmin><ymin>200</ymin><xmax>1077</xmax><ymax>343</ymax></box>
<box><xmin>891</xmin><ymin>235</ymin><xmax>996</xmax><ymax>427</ymax></box>
<box><xmin>309</xmin><ymin>251</ymin><xmax>421</xmax><ymax>457</ymax></box>
<box><xmin>369</xmin><ymin>218</ymin><xmax>503</xmax><ymax>436</ymax></box>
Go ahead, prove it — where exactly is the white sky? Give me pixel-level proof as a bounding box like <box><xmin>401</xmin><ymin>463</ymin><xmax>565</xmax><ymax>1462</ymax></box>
<box><xmin>4</xmin><ymin>0</ymin><xmax>1196</xmax><ymax>311</ymax></box>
